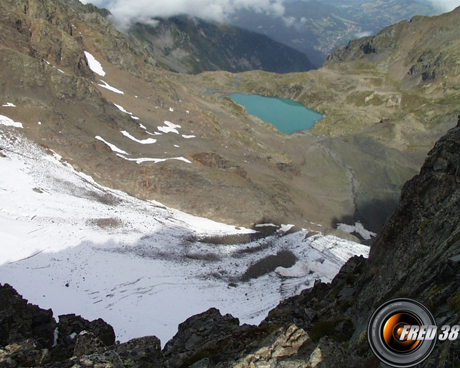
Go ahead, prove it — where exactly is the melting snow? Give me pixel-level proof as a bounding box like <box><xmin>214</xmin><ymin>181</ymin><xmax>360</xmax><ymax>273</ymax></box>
<box><xmin>158</xmin><ymin>121</ymin><xmax>181</xmax><ymax>134</ymax></box>
<box><xmin>117</xmin><ymin>155</ymin><xmax>191</xmax><ymax>164</ymax></box>
<box><xmin>139</xmin><ymin>124</ymin><xmax>147</xmax><ymax>130</ymax></box>
<box><xmin>120</xmin><ymin>131</ymin><xmax>157</xmax><ymax>145</ymax></box>
<box><xmin>84</xmin><ymin>51</ymin><xmax>106</xmax><ymax>77</ymax></box>
<box><xmin>0</xmin><ymin>125</ymin><xmax>369</xmax><ymax>346</ymax></box>
<box><xmin>0</xmin><ymin>115</ymin><xmax>23</xmax><ymax>128</ymax></box>
<box><xmin>337</xmin><ymin>222</ymin><xmax>376</xmax><ymax>240</ymax></box>
<box><xmin>2</xmin><ymin>103</ymin><xmax>16</xmax><ymax>107</ymax></box>
<box><xmin>95</xmin><ymin>136</ymin><xmax>129</xmax><ymax>155</ymax></box>
<box><xmin>276</xmin><ymin>261</ymin><xmax>310</xmax><ymax>278</ymax></box>
<box><xmin>114</xmin><ymin>104</ymin><xmax>132</xmax><ymax>114</ymax></box>
<box><xmin>98</xmin><ymin>80</ymin><xmax>124</xmax><ymax>94</ymax></box>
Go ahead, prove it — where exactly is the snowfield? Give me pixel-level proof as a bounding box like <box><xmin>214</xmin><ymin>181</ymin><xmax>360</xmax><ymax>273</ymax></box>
<box><xmin>0</xmin><ymin>124</ymin><xmax>369</xmax><ymax>346</ymax></box>
<box><xmin>84</xmin><ymin>51</ymin><xmax>105</xmax><ymax>77</ymax></box>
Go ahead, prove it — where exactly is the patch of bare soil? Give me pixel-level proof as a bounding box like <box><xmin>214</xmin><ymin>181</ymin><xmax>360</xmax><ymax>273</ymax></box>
<box><xmin>240</xmin><ymin>250</ymin><xmax>297</xmax><ymax>282</ymax></box>
<box><xmin>87</xmin><ymin>218</ymin><xmax>123</xmax><ymax>229</ymax></box>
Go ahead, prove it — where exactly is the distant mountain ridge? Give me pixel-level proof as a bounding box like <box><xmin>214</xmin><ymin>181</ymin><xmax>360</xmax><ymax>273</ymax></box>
<box><xmin>127</xmin><ymin>16</ymin><xmax>316</xmax><ymax>74</ymax></box>
<box><xmin>229</xmin><ymin>0</ymin><xmax>436</xmax><ymax>66</ymax></box>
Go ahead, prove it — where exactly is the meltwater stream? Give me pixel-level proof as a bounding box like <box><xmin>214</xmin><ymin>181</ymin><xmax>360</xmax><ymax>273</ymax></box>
<box><xmin>229</xmin><ymin>93</ymin><xmax>322</xmax><ymax>134</ymax></box>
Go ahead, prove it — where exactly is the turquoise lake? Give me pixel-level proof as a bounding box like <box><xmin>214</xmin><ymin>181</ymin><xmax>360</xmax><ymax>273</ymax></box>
<box><xmin>229</xmin><ymin>93</ymin><xmax>322</xmax><ymax>134</ymax></box>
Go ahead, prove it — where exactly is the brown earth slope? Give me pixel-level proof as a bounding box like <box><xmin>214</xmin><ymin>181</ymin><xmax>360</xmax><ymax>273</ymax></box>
<box><xmin>0</xmin><ymin>0</ymin><xmax>459</xmax><ymax>235</ymax></box>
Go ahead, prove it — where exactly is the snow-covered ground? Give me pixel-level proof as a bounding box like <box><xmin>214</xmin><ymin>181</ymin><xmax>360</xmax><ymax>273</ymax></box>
<box><xmin>0</xmin><ymin>124</ymin><xmax>369</xmax><ymax>345</ymax></box>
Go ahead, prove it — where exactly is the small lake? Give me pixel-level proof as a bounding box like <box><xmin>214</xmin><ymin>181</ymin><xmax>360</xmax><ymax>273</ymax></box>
<box><xmin>229</xmin><ymin>93</ymin><xmax>322</xmax><ymax>134</ymax></box>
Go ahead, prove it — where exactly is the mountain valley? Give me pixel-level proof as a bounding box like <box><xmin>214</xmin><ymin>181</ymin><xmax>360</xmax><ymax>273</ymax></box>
<box><xmin>229</xmin><ymin>0</ymin><xmax>436</xmax><ymax>66</ymax></box>
<box><xmin>3</xmin><ymin>0</ymin><xmax>458</xmax><ymax>234</ymax></box>
<box><xmin>1</xmin><ymin>0</ymin><xmax>460</xmax><ymax>366</ymax></box>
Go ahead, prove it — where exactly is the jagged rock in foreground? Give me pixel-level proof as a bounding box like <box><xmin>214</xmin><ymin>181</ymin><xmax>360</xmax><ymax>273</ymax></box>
<box><xmin>263</xmin><ymin>121</ymin><xmax>460</xmax><ymax>367</ymax></box>
<box><xmin>2</xmin><ymin>122</ymin><xmax>460</xmax><ymax>367</ymax></box>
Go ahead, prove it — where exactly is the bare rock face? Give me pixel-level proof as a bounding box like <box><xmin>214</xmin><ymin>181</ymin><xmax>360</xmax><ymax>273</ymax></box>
<box><xmin>260</xmin><ymin>124</ymin><xmax>460</xmax><ymax>367</ymax></box>
<box><xmin>0</xmin><ymin>284</ymin><xmax>55</xmax><ymax>367</ymax></box>
<box><xmin>163</xmin><ymin>308</ymin><xmax>241</xmax><ymax>367</ymax></box>
<box><xmin>0</xmin><ymin>283</ymin><xmax>56</xmax><ymax>349</ymax></box>
<box><xmin>116</xmin><ymin>336</ymin><xmax>164</xmax><ymax>368</ymax></box>
<box><xmin>50</xmin><ymin>314</ymin><xmax>115</xmax><ymax>362</ymax></box>
<box><xmin>305</xmin><ymin>337</ymin><xmax>364</xmax><ymax>368</ymax></box>
<box><xmin>230</xmin><ymin>324</ymin><xmax>315</xmax><ymax>368</ymax></box>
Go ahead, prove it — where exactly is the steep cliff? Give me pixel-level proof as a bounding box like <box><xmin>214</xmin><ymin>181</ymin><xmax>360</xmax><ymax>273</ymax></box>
<box><xmin>263</xmin><ymin>119</ymin><xmax>460</xmax><ymax>367</ymax></box>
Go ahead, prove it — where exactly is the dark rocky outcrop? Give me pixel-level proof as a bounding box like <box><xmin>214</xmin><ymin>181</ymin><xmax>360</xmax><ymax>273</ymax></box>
<box><xmin>49</xmin><ymin>314</ymin><xmax>115</xmax><ymax>361</ymax></box>
<box><xmin>0</xmin><ymin>284</ymin><xmax>117</xmax><ymax>367</ymax></box>
<box><xmin>261</xmin><ymin>123</ymin><xmax>460</xmax><ymax>366</ymax></box>
<box><xmin>0</xmin><ymin>283</ymin><xmax>56</xmax><ymax>349</ymax></box>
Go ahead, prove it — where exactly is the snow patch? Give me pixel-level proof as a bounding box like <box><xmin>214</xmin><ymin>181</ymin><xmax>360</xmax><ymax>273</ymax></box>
<box><xmin>84</xmin><ymin>51</ymin><xmax>105</xmax><ymax>77</ymax></box>
<box><xmin>114</xmin><ymin>104</ymin><xmax>132</xmax><ymax>114</ymax></box>
<box><xmin>53</xmin><ymin>328</ymin><xmax>59</xmax><ymax>347</ymax></box>
<box><xmin>158</xmin><ymin>121</ymin><xmax>181</xmax><ymax>134</ymax></box>
<box><xmin>117</xmin><ymin>154</ymin><xmax>191</xmax><ymax>164</ymax></box>
<box><xmin>276</xmin><ymin>261</ymin><xmax>310</xmax><ymax>278</ymax></box>
<box><xmin>0</xmin><ymin>115</ymin><xmax>23</xmax><ymax>128</ymax></box>
<box><xmin>182</xmin><ymin>135</ymin><xmax>196</xmax><ymax>139</ymax></box>
<box><xmin>98</xmin><ymin>80</ymin><xmax>124</xmax><ymax>94</ymax></box>
<box><xmin>95</xmin><ymin>136</ymin><xmax>129</xmax><ymax>155</ymax></box>
<box><xmin>337</xmin><ymin>222</ymin><xmax>376</xmax><ymax>240</ymax></box>
<box><xmin>280</xmin><ymin>224</ymin><xmax>294</xmax><ymax>232</ymax></box>
<box><xmin>2</xmin><ymin>103</ymin><xmax>16</xmax><ymax>107</ymax></box>
<box><xmin>121</xmin><ymin>131</ymin><xmax>157</xmax><ymax>145</ymax></box>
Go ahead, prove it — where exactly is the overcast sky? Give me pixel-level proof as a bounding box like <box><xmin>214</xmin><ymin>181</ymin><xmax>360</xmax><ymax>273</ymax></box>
<box><xmin>81</xmin><ymin>0</ymin><xmax>460</xmax><ymax>31</ymax></box>
<box><xmin>432</xmin><ymin>0</ymin><xmax>460</xmax><ymax>12</ymax></box>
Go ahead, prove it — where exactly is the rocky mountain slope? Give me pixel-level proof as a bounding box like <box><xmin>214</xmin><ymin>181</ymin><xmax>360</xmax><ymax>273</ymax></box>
<box><xmin>127</xmin><ymin>16</ymin><xmax>316</xmax><ymax>74</ymax></box>
<box><xmin>0</xmin><ymin>0</ymin><xmax>366</xmax><ymax>234</ymax></box>
<box><xmin>2</xmin><ymin>0</ymin><xmax>456</xmax><ymax>236</ymax></box>
<box><xmin>1</xmin><ymin>118</ymin><xmax>459</xmax><ymax>367</ymax></box>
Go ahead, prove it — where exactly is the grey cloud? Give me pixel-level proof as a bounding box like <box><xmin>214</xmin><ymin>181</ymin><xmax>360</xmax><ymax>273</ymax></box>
<box><xmin>81</xmin><ymin>0</ymin><xmax>286</xmax><ymax>31</ymax></box>
<box><xmin>425</xmin><ymin>0</ymin><xmax>460</xmax><ymax>13</ymax></box>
